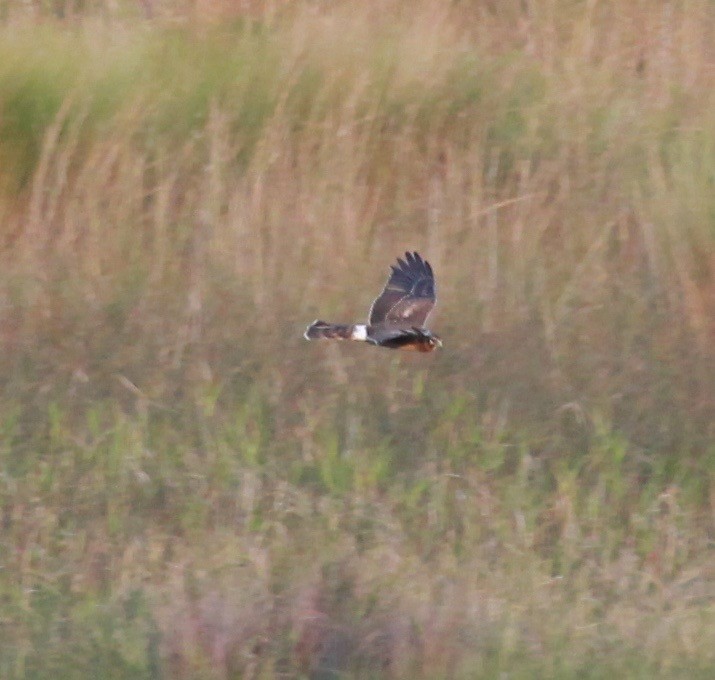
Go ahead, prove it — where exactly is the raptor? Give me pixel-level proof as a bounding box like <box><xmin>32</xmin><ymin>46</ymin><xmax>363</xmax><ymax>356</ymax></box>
<box><xmin>304</xmin><ymin>251</ymin><xmax>441</xmax><ymax>352</ymax></box>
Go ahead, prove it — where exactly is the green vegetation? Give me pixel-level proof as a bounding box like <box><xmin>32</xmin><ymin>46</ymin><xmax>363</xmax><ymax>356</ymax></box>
<box><xmin>0</xmin><ymin>1</ymin><xmax>714</xmax><ymax>677</ymax></box>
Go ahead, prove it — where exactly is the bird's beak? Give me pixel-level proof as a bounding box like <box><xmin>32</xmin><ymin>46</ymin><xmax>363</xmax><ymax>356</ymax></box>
<box><xmin>435</xmin><ymin>337</ymin><xmax>443</xmax><ymax>348</ymax></box>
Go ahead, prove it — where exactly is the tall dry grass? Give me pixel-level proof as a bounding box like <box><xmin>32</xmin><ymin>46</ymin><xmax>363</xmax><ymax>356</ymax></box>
<box><xmin>0</xmin><ymin>1</ymin><xmax>714</xmax><ymax>678</ymax></box>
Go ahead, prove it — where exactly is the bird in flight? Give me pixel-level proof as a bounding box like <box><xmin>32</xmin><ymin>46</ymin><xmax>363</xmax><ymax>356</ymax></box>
<box><xmin>304</xmin><ymin>251</ymin><xmax>442</xmax><ymax>351</ymax></box>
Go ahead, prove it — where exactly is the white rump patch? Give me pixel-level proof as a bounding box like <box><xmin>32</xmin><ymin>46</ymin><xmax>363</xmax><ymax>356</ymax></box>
<box><xmin>351</xmin><ymin>324</ymin><xmax>368</xmax><ymax>341</ymax></box>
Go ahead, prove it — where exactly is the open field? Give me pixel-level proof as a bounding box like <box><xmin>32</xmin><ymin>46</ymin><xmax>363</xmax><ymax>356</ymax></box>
<box><xmin>0</xmin><ymin>1</ymin><xmax>714</xmax><ymax>677</ymax></box>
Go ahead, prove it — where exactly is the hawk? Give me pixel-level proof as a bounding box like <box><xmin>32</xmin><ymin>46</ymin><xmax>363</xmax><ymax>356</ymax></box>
<box><xmin>304</xmin><ymin>251</ymin><xmax>442</xmax><ymax>351</ymax></box>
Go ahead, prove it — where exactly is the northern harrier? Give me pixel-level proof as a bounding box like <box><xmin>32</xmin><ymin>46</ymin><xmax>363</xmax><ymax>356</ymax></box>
<box><xmin>304</xmin><ymin>251</ymin><xmax>442</xmax><ymax>351</ymax></box>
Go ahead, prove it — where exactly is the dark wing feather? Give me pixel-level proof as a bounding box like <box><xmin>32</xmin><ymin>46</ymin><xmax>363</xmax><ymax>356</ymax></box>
<box><xmin>368</xmin><ymin>251</ymin><xmax>436</xmax><ymax>327</ymax></box>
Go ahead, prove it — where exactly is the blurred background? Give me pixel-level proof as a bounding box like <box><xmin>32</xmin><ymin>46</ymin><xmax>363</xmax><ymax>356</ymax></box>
<box><xmin>0</xmin><ymin>1</ymin><xmax>714</xmax><ymax>677</ymax></box>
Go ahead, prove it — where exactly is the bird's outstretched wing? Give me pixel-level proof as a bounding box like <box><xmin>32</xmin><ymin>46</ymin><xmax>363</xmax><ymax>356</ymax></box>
<box><xmin>368</xmin><ymin>251</ymin><xmax>436</xmax><ymax>327</ymax></box>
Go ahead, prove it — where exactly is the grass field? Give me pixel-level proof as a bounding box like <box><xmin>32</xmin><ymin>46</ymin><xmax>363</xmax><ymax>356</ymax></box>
<box><xmin>0</xmin><ymin>1</ymin><xmax>714</xmax><ymax>677</ymax></box>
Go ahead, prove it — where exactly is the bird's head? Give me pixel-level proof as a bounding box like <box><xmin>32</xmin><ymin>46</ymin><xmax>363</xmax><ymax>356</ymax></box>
<box><xmin>419</xmin><ymin>330</ymin><xmax>442</xmax><ymax>351</ymax></box>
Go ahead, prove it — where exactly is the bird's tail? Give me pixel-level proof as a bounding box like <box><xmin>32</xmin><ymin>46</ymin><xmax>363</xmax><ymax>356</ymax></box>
<box><xmin>304</xmin><ymin>320</ymin><xmax>368</xmax><ymax>342</ymax></box>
